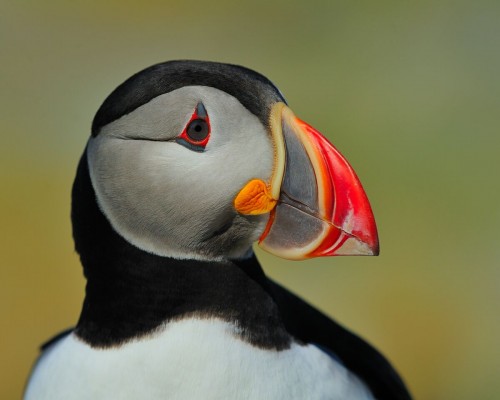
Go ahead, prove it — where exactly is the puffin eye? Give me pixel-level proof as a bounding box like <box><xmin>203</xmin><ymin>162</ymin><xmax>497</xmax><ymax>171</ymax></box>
<box><xmin>186</xmin><ymin>119</ymin><xmax>209</xmax><ymax>142</ymax></box>
<box><xmin>177</xmin><ymin>102</ymin><xmax>211</xmax><ymax>151</ymax></box>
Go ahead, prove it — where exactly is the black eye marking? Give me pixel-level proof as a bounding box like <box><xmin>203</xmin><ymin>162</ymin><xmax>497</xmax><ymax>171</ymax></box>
<box><xmin>177</xmin><ymin>102</ymin><xmax>211</xmax><ymax>151</ymax></box>
<box><xmin>196</xmin><ymin>102</ymin><xmax>208</xmax><ymax>118</ymax></box>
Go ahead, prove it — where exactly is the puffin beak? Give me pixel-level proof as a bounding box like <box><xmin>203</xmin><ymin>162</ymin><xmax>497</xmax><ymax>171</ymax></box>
<box><xmin>234</xmin><ymin>102</ymin><xmax>379</xmax><ymax>260</ymax></box>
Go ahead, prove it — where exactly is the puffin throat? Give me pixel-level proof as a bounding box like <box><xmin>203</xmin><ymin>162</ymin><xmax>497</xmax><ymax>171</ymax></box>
<box><xmin>71</xmin><ymin>151</ymin><xmax>291</xmax><ymax>349</ymax></box>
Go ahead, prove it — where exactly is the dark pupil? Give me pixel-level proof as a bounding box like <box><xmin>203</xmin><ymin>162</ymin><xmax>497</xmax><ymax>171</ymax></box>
<box><xmin>187</xmin><ymin>119</ymin><xmax>209</xmax><ymax>142</ymax></box>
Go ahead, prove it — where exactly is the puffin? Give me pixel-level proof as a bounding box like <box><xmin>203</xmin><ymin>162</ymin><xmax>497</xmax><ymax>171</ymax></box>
<box><xmin>24</xmin><ymin>60</ymin><xmax>411</xmax><ymax>400</ymax></box>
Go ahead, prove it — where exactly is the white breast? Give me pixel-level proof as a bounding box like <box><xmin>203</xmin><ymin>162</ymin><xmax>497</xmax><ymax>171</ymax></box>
<box><xmin>25</xmin><ymin>319</ymin><xmax>374</xmax><ymax>400</ymax></box>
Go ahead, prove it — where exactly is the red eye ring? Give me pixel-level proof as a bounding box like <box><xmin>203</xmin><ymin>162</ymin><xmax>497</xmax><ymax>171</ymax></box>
<box><xmin>177</xmin><ymin>102</ymin><xmax>211</xmax><ymax>150</ymax></box>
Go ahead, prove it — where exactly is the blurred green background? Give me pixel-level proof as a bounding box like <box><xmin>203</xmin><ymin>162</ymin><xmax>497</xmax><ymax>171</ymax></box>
<box><xmin>1</xmin><ymin>1</ymin><xmax>499</xmax><ymax>398</ymax></box>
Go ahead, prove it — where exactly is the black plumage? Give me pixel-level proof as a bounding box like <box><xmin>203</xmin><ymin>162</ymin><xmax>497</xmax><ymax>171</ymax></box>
<box><xmin>70</xmin><ymin>149</ymin><xmax>412</xmax><ymax>399</ymax></box>
<box><xmin>35</xmin><ymin>60</ymin><xmax>412</xmax><ymax>400</ymax></box>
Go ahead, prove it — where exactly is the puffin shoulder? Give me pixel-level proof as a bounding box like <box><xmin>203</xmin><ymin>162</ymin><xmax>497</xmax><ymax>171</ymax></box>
<box><xmin>268</xmin><ymin>280</ymin><xmax>412</xmax><ymax>400</ymax></box>
<box><xmin>40</xmin><ymin>328</ymin><xmax>74</xmax><ymax>352</ymax></box>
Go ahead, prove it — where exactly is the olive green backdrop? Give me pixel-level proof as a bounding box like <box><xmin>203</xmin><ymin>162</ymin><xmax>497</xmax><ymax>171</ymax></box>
<box><xmin>1</xmin><ymin>1</ymin><xmax>499</xmax><ymax>398</ymax></box>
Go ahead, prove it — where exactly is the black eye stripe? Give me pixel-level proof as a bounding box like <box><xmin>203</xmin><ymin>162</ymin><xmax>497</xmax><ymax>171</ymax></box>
<box><xmin>175</xmin><ymin>138</ymin><xmax>205</xmax><ymax>152</ymax></box>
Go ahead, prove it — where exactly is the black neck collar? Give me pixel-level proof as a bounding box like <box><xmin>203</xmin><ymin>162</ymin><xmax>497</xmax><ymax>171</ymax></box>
<box><xmin>71</xmin><ymin>151</ymin><xmax>290</xmax><ymax>349</ymax></box>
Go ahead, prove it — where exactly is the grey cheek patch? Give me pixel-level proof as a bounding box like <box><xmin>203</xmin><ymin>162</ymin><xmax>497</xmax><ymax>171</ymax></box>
<box><xmin>86</xmin><ymin>86</ymin><xmax>274</xmax><ymax>262</ymax></box>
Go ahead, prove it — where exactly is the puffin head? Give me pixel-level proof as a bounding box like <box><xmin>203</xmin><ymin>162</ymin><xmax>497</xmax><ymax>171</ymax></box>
<box><xmin>85</xmin><ymin>60</ymin><xmax>378</xmax><ymax>262</ymax></box>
